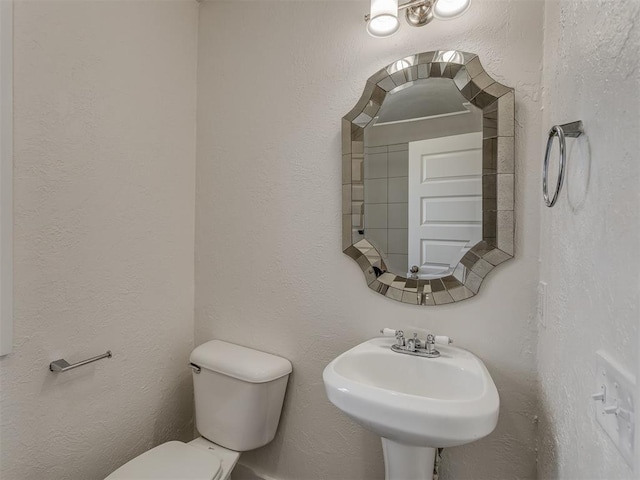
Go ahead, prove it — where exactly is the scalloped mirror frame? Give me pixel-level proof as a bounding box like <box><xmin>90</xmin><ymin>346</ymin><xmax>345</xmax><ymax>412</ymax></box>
<box><xmin>342</xmin><ymin>51</ymin><xmax>514</xmax><ymax>305</ymax></box>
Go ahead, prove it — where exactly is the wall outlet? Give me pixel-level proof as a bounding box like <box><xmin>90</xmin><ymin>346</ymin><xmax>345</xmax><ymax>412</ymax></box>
<box><xmin>537</xmin><ymin>281</ymin><xmax>547</xmax><ymax>328</ymax></box>
<box><xmin>593</xmin><ymin>350</ymin><xmax>636</xmax><ymax>468</ymax></box>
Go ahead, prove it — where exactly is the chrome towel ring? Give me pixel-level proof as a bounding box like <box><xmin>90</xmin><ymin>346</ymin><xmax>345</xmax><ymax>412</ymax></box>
<box><xmin>543</xmin><ymin>121</ymin><xmax>584</xmax><ymax>207</ymax></box>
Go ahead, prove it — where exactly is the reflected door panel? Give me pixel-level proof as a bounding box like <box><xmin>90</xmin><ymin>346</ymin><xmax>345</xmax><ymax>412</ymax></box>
<box><xmin>408</xmin><ymin>132</ymin><xmax>482</xmax><ymax>277</ymax></box>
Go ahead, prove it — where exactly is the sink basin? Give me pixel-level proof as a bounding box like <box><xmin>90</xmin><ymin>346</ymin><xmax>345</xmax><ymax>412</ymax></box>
<box><xmin>323</xmin><ymin>337</ymin><xmax>499</xmax><ymax>479</ymax></box>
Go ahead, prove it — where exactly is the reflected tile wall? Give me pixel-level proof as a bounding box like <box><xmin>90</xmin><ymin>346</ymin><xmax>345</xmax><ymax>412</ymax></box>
<box><xmin>363</xmin><ymin>144</ymin><xmax>409</xmax><ymax>274</ymax></box>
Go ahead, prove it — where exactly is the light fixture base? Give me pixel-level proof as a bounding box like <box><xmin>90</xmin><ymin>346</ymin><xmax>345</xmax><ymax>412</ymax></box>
<box><xmin>405</xmin><ymin>2</ymin><xmax>434</xmax><ymax>27</ymax></box>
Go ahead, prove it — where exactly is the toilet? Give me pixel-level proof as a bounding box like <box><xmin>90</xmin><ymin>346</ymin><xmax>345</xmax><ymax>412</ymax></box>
<box><xmin>105</xmin><ymin>340</ymin><xmax>292</xmax><ymax>480</ymax></box>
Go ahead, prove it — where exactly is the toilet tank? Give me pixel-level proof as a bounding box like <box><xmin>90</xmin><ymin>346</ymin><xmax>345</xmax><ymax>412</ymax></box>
<box><xmin>189</xmin><ymin>340</ymin><xmax>292</xmax><ymax>452</ymax></box>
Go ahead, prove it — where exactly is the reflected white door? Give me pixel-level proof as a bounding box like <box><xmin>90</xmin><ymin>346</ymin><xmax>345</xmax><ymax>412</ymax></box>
<box><xmin>408</xmin><ymin>132</ymin><xmax>482</xmax><ymax>277</ymax></box>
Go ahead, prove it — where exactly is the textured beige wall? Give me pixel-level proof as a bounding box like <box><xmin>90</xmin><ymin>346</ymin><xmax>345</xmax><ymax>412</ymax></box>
<box><xmin>195</xmin><ymin>1</ymin><xmax>544</xmax><ymax>479</ymax></box>
<box><xmin>0</xmin><ymin>1</ymin><xmax>198</xmax><ymax>479</ymax></box>
<box><xmin>537</xmin><ymin>1</ymin><xmax>639</xmax><ymax>479</ymax></box>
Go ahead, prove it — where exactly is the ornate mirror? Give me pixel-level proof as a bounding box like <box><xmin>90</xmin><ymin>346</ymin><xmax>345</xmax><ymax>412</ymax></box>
<box><xmin>342</xmin><ymin>51</ymin><xmax>514</xmax><ymax>305</ymax></box>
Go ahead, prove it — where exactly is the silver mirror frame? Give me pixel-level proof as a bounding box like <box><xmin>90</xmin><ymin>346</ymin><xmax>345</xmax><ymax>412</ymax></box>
<box><xmin>342</xmin><ymin>51</ymin><xmax>514</xmax><ymax>305</ymax></box>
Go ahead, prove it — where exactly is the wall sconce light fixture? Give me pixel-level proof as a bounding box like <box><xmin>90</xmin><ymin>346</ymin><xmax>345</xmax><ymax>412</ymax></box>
<box><xmin>365</xmin><ymin>0</ymin><xmax>471</xmax><ymax>38</ymax></box>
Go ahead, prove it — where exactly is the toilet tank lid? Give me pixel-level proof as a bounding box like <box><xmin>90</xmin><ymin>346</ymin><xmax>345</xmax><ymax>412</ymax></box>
<box><xmin>190</xmin><ymin>340</ymin><xmax>292</xmax><ymax>383</ymax></box>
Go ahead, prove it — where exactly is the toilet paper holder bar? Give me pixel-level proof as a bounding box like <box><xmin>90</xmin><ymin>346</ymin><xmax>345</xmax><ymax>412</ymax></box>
<box><xmin>49</xmin><ymin>350</ymin><xmax>112</xmax><ymax>372</ymax></box>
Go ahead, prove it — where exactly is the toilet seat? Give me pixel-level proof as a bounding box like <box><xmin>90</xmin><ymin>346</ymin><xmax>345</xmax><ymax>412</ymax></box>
<box><xmin>105</xmin><ymin>441</ymin><xmax>222</xmax><ymax>480</ymax></box>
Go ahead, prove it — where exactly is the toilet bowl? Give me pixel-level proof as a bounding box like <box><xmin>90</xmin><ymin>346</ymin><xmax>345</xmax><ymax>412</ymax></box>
<box><xmin>105</xmin><ymin>340</ymin><xmax>292</xmax><ymax>480</ymax></box>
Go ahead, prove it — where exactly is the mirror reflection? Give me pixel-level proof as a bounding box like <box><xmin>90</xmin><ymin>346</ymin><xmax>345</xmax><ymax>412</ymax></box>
<box><xmin>361</xmin><ymin>78</ymin><xmax>483</xmax><ymax>278</ymax></box>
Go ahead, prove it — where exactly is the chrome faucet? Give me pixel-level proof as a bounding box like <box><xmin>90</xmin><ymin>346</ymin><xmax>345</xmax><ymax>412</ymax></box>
<box><xmin>380</xmin><ymin>328</ymin><xmax>452</xmax><ymax>359</ymax></box>
<box><xmin>407</xmin><ymin>333</ymin><xmax>420</xmax><ymax>351</ymax></box>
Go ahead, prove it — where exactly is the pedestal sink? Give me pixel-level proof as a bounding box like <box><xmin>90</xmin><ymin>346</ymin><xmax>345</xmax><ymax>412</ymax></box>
<box><xmin>322</xmin><ymin>337</ymin><xmax>499</xmax><ymax>480</ymax></box>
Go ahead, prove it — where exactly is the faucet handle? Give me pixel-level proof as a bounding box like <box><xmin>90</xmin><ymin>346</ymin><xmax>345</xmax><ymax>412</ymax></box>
<box><xmin>380</xmin><ymin>328</ymin><xmax>399</xmax><ymax>336</ymax></box>
<box><xmin>421</xmin><ymin>333</ymin><xmax>453</xmax><ymax>345</ymax></box>
<box><xmin>434</xmin><ymin>335</ymin><xmax>453</xmax><ymax>345</ymax></box>
<box><xmin>424</xmin><ymin>334</ymin><xmax>438</xmax><ymax>355</ymax></box>
<box><xmin>380</xmin><ymin>328</ymin><xmax>405</xmax><ymax>346</ymax></box>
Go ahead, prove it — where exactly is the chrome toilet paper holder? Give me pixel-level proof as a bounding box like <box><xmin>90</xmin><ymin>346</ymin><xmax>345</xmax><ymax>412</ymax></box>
<box><xmin>49</xmin><ymin>350</ymin><xmax>112</xmax><ymax>373</ymax></box>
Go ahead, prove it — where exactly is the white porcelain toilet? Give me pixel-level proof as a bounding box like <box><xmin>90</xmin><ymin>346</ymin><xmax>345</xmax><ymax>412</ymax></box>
<box><xmin>105</xmin><ymin>340</ymin><xmax>292</xmax><ymax>480</ymax></box>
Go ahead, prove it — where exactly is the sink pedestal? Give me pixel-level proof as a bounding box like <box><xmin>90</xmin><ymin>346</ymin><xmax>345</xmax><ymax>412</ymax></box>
<box><xmin>382</xmin><ymin>438</ymin><xmax>436</xmax><ymax>480</ymax></box>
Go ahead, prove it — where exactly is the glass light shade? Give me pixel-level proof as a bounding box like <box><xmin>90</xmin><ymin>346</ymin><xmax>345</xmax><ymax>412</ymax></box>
<box><xmin>432</xmin><ymin>0</ymin><xmax>471</xmax><ymax>20</ymax></box>
<box><xmin>367</xmin><ymin>0</ymin><xmax>400</xmax><ymax>38</ymax></box>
